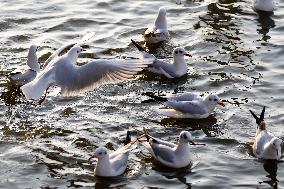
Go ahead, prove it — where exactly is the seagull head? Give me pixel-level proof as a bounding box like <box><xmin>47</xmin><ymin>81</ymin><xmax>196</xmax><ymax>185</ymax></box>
<box><xmin>179</xmin><ymin>131</ymin><xmax>195</xmax><ymax>145</ymax></box>
<box><xmin>205</xmin><ymin>94</ymin><xmax>225</xmax><ymax>108</ymax></box>
<box><xmin>30</xmin><ymin>44</ymin><xmax>38</xmax><ymax>53</ymax></box>
<box><xmin>93</xmin><ymin>147</ymin><xmax>109</xmax><ymax>159</ymax></box>
<box><xmin>173</xmin><ymin>47</ymin><xmax>191</xmax><ymax>58</ymax></box>
<box><xmin>67</xmin><ymin>45</ymin><xmax>83</xmax><ymax>59</ymax></box>
<box><xmin>268</xmin><ymin>137</ymin><xmax>282</xmax><ymax>160</ymax></box>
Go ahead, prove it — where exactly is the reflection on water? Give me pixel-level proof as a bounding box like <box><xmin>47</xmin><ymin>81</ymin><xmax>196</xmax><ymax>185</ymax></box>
<box><xmin>261</xmin><ymin>159</ymin><xmax>278</xmax><ymax>188</ymax></box>
<box><xmin>256</xmin><ymin>12</ymin><xmax>275</xmax><ymax>42</ymax></box>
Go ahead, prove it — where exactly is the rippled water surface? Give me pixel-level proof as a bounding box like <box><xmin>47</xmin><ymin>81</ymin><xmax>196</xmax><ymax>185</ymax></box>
<box><xmin>0</xmin><ymin>0</ymin><xmax>284</xmax><ymax>188</ymax></box>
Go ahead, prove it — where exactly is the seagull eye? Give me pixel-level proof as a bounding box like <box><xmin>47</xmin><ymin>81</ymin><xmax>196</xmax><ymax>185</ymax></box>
<box><xmin>214</xmin><ymin>99</ymin><xmax>217</xmax><ymax>101</ymax></box>
<box><xmin>273</xmin><ymin>143</ymin><xmax>275</xmax><ymax>146</ymax></box>
<box><xmin>104</xmin><ymin>152</ymin><xmax>107</xmax><ymax>155</ymax></box>
<box><xmin>175</xmin><ymin>51</ymin><xmax>178</xmax><ymax>54</ymax></box>
<box><xmin>98</xmin><ymin>152</ymin><xmax>102</xmax><ymax>155</ymax></box>
<box><xmin>183</xmin><ymin>134</ymin><xmax>187</xmax><ymax>139</ymax></box>
<box><xmin>179</xmin><ymin>50</ymin><xmax>183</xmax><ymax>54</ymax></box>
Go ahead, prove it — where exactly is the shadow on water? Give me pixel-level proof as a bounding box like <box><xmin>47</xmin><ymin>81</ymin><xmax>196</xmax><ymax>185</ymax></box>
<box><xmin>256</xmin><ymin>11</ymin><xmax>275</xmax><ymax>42</ymax></box>
<box><xmin>159</xmin><ymin>115</ymin><xmax>222</xmax><ymax>137</ymax></box>
<box><xmin>260</xmin><ymin>159</ymin><xmax>278</xmax><ymax>188</ymax></box>
<box><xmin>151</xmin><ymin>161</ymin><xmax>193</xmax><ymax>188</ymax></box>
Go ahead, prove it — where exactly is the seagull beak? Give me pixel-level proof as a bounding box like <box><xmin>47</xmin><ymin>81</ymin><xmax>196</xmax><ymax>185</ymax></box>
<box><xmin>190</xmin><ymin>140</ymin><xmax>196</xmax><ymax>145</ymax></box>
<box><xmin>184</xmin><ymin>53</ymin><xmax>192</xmax><ymax>57</ymax></box>
<box><xmin>218</xmin><ymin>100</ymin><xmax>225</xmax><ymax>107</ymax></box>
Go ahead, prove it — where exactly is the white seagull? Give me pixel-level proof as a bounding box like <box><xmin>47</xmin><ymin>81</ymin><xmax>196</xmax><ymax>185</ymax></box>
<box><xmin>144</xmin><ymin>7</ymin><xmax>170</xmax><ymax>44</ymax></box>
<box><xmin>140</xmin><ymin>128</ymin><xmax>195</xmax><ymax>168</ymax></box>
<box><xmin>250</xmin><ymin>107</ymin><xmax>282</xmax><ymax>160</ymax></box>
<box><xmin>21</xmin><ymin>45</ymin><xmax>153</xmax><ymax>103</ymax></box>
<box><xmin>131</xmin><ymin>39</ymin><xmax>191</xmax><ymax>78</ymax></box>
<box><xmin>90</xmin><ymin>131</ymin><xmax>135</xmax><ymax>177</ymax></box>
<box><xmin>8</xmin><ymin>45</ymin><xmax>39</xmax><ymax>85</ymax></box>
<box><xmin>144</xmin><ymin>92</ymin><xmax>225</xmax><ymax>119</ymax></box>
<box><xmin>253</xmin><ymin>0</ymin><xmax>274</xmax><ymax>12</ymax></box>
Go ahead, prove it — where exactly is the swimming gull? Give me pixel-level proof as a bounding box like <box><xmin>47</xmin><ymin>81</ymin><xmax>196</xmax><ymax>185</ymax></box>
<box><xmin>144</xmin><ymin>7</ymin><xmax>170</xmax><ymax>44</ymax></box>
<box><xmin>140</xmin><ymin>128</ymin><xmax>195</xmax><ymax>168</ymax></box>
<box><xmin>250</xmin><ymin>107</ymin><xmax>282</xmax><ymax>160</ymax></box>
<box><xmin>144</xmin><ymin>92</ymin><xmax>225</xmax><ymax>118</ymax></box>
<box><xmin>131</xmin><ymin>39</ymin><xmax>191</xmax><ymax>78</ymax></box>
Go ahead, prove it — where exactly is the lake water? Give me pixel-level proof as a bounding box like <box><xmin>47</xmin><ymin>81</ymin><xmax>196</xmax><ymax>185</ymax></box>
<box><xmin>0</xmin><ymin>0</ymin><xmax>283</xmax><ymax>188</ymax></box>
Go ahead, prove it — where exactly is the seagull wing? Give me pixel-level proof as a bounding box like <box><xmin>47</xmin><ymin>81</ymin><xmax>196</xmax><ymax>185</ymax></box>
<box><xmin>151</xmin><ymin>143</ymin><xmax>176</xmax><ymax>164</ymax></box>
<box><xmin>57</xmin><ymin>58</ymin><xmax>153</xmax><ymax>96</ymax></box>
<box><xmin>150</xmin><ymin>60</ymin><xmax>176</xmax><ymax>78</ymax></box>
<box><xmin>168</xmin><ymin>93</ymin><xmax>202</xmax><ymax>102</ymax></box>
<box><xmin>165</xmin><ymin>100</ymin><xmax>208</xmax><ymax>115</ymax></box>
<box><xmin>43</xmin><ymin>32</ymin><xmax>95</xmax><ymax>68</ymax></box>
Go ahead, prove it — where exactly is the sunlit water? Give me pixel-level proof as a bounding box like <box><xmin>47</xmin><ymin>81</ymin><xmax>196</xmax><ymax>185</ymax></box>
<box><xmin>0</xmin><ymin>0</ymin><xmax>283</xmax><ymax>188</ymax></box>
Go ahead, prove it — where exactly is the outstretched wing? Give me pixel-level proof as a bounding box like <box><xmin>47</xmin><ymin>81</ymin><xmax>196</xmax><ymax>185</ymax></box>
<box><xmin>57</xmin><ymin>58</ymin><xmax>153</xmax><ymax>96</ymax></box>
<box><xmin>43</xmin><ymin>32</ymin><xmax>95</xmax><ymax>68</ymax></box>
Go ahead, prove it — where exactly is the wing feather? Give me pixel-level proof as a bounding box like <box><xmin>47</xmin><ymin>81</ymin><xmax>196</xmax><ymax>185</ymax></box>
<box><xmin>58</xmin><ymin>58</ymin><xmax>153</xmax><ymax>96</ymax></box>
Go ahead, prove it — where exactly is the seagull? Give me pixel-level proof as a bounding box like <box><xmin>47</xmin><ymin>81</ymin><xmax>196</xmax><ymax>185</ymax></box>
<box><xmin>8</xmin><ymin>45</ymin><xmax>39</xmax><ymax>85</ymax></box>
<box><xmin>131</xmin><ymin>39</ymin><xmax>191</xmax><ymax>78</ymax></box>
<box><xmin>144</xmin><ymin>7</ymin><xmax>170</xmax><ymax>44</ymax></box>
<box><xmin>8</xmin><ymin>32</ymin><xmax>96</xmax><ymax>86</ymax></box>
<box><xmin>140</xmin><ymin>128</ymin><xmax>195</xmax><ymax>168</ymax></box>
<box><xmin>21</xmin><ymin>45</ymin><xmax>153</xmax><ymax>103</ymax></box>
<box><xmin>144</xmin><ymin>92</ymin><xmax>225</xmax><ymax>119</ymax></box>
<box><xmin>90</xmin><ymin>131</ymin><xmax>135</xmax><ymax>177</ymax></box>
<box><xmin>250</xmin><ymin>107</ymin><xmax>282</xmax><ymax>160</ymax></box>
<box><xmin>253</xmin><ymin>0</ymin><xmax>274</xmax><ymax>12</ymax></box>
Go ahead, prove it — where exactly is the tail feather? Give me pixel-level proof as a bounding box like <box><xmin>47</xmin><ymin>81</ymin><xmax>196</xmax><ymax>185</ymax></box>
<box><xmin>131</xmin><ymin>39</ymin><xmax>147</xmax><ymax>52</ymax></box>
<box><xmin>21</xmin><ymin>69</ymin><xmax>54</xmax><ymax>100</ymax></box>
<box><xmin>143</xmin><ymin>92</ymin><xmax>167</xmax><ymax>102</ymax></box>
<box><xmin>249</xmin><ymin>110</ymin><xmax>261</xmax><ymax>124</ymax></box>
<box><xmin>123</xmin><ymin>130</ymin><xmax>131</xmax><ymax>145</ymax></box>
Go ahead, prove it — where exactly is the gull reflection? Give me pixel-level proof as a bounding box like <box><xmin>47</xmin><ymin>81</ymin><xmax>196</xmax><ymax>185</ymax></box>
<box><xmin>256</xmin><ymin>11</ymin><xmax>275</xmax><ymax>42</ymax></box>
<box><xmin>260</xmin><ymin>159</ymin><xmax>278</xmax><ymax>188</ymax></box>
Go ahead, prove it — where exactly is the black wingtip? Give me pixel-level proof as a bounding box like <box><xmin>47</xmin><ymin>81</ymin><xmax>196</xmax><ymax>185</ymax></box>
<box><xmin>260</xmin><ymin>106</ymin><xmax>265</xmax><ymax>122</ymax></box>
<box><xmin>124</xmin><ymin>130</ymin><xmax>131</xmax><ymax>145</ymax></box>
<box><xmin>142</xmin><ymin>92</ymin><xmax>167</xmax><ymax>102</ymax></box>
<box><xmin>249</xmin><ymin>109</ymin><xmax>261</xmax><ymax>124</ymax></box>
<box><xmin>131</xmin><ymin>39</ymin><xmax>147</xmax><ymax>52</ymax></box>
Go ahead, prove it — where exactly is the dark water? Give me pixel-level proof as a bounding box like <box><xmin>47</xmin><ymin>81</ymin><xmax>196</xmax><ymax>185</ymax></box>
<box><xmin>0</xmin><ymin>0</ymin><xmax>283</xmax><ymax>188</ymax></box>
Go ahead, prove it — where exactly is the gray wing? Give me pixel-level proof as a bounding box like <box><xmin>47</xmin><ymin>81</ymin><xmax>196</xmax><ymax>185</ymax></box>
<box><xmin>110</xmin><ymin>152</ymin><xmax>129</xmax><ymax>175</ymax></box>
<box><xmin>151</xmin><ymin>144</ymin><xmax>175</xmax><ymax>163</ymax></box>
<box><xmin>168</xmin><ymin>93</ymin><xmax>202</xmax><ymax>102</ymax></box>
<box><xmin>9</xmin><ymin>69</ymin><xmax>37</xmax><ymax>85</ymax></box>
<box><xmin>166</xmin><ymin>100</ymin><xmax>208</xmax><ymax>115</ymax></box>
<box><xmin>150</xmin><ymin>60</ymin><xmax>175</xmax><ymax>77</ymax></box>
<box><xmin>56</xmin><ymin>58</ymin><xmax>152</xmax><ymax>96</ymax></box>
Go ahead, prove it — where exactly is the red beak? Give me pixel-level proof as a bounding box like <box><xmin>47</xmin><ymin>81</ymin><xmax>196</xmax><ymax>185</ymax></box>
<box><xmin>218</xmin><ymin>101</ymin><xmax>225</xmax><ymax>107</ymax></box>
<box><xmin>184</xmin><ymin>53</ymin><xmax>192</xmax><ymax>57</ymax></box>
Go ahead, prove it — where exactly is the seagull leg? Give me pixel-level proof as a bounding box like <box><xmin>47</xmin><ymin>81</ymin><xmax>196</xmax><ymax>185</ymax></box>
<box><xmin>38</xmin><ymin>87</ymin><xmax>49</xmax><ymax>105</ymax></box>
